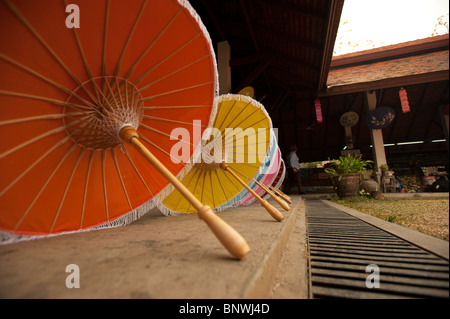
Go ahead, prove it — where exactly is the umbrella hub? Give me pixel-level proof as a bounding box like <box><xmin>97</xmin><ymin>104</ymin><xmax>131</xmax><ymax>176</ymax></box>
<box><xmin>63</xmin><ymin>76</ymin><xmax>144</xmax><ymax>149</ymax></box>
<box><xmin>195</xmin><ymin>161</ymin><xmax>221</xmax><ymax>172</ymax></box>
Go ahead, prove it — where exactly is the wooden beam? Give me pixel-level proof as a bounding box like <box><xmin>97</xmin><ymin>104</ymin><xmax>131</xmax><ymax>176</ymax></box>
<box><xmin>255</xmin><ymin>0</ymin><xmax>328</xmax><ymax>21</ymax></box>
<box><xmin>235</xmin><ymin>57</ymin><xmax>273</xmax><ymax>93</ymax></box>
<box><xmin>321</xmin><ymin>70</ymin><xmax>450</xmax><ymax>97</ymax></box>
<box><xmin>330</xmin><ymin>34</ymin><xmax>449</xmax><ymax>69</ymax></box>
<box><xmin>201</xmin><ymin>0</ymin><xmax>227</xmax><ymax>41</ymax></box>
<box><xmin>240</xmin><ymin>0</ymin><xmax>259</xmax><ymax>54</ymax></box>
<box><xmin>318</xmin><ymin>0</ymin><xmax>345</xmax><ymax>94</ymax></box>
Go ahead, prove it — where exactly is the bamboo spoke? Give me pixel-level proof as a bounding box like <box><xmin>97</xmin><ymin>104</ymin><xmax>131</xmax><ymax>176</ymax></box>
<box><xmin>49</xmin><ymin>147</ymin><xmax>86</xmax><ymax>233</ymax></box>
<box><xmin>114</xmin><ymin>0</ymin><xmax>148</xmax><ymax>78</ymax></box>
<box><xmin>124</xmin><ymin>6</ymin><xmax>183</xmax><ymax>81</ymax></box>
<box><xmin>101</xmin><ymin>150</ymin><xmax>109</xmax><ymax>222</ymax></box>
<box><xmin>0</xmin><ymin>135</ymin><xmax>72</xmax><ymax>197</ymax></box>
<box><xmin>80</xmin><ymin>149</ymin><xmax>95</xmax><ymax>229</ymax></box>
<box><xmin>142</xmin><ymin>105</ymin><xmax>211</xmax><ymax>110</ymax></box>
<box><xmin>141</xmin><ymin>115</ymin><xmax>206</xmax><ymax>127</ymax></box>
<box><xmin>0</xmin><ymin>53</ymin><xmax>97</xmax><ymax>109</ymax></box>
<box><xmin>139</xmin><ymin>123</ymin><xmax>195</xmax><ymax>147</ymax></box>
<box><xmin>134</xmin><ymin>32</ymin><xmax>203</xmax><ymax>86</ymax></box>
<box><xmin>123</xmin><ymin>146</ymin><xmax>153</xmax><ymax>196</ymax></box>
<box><xmin>3</xmin><ymin>0</ymin><xmax>99</xmax><ymax>103</ymax></box>
<box><xmin>220</xmin><ymin>163</ymin><xmax>284</xmax><ymax>222</ymax></box>
<box><xmin>13</xmin><ymin>141</ymin><xmax>79</xmax><ymax>232</ymax></box>
<box><xmin>0</xmin><ymin>90</ymin><xmax>94</xmax><ymax>112</ymax></box>
<box><xmin>139</xmin><ymin>81</ymin><xmax>213</xmax><ymax>101</ymax></box>
<box><xmin>0</xmin><ymin>112</ymin><xmax>82</xmax><ymax>126</ymax></box>
<box><xmin>214</xmin><ymin>169</ymin><xmax>229</xmax><ymax>202</ymax></box>
<box><xmin>112</xmin><ymin>148</ymin><xmax>133</xmax><ymax>213</ymax></box>
<box><xmin>138</xmin><ymin>54</ymin><xmax>210</xmax><ymax>92</ymax></box>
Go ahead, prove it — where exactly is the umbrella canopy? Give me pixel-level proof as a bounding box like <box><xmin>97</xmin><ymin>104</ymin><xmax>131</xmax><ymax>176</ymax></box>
<box><xmin>0</xmin><ymin>0</ymin><xmax>219</xmax><ymax>240</ymax></box>
<box><xmin>157</xmin><ymin>94</ymin><xmax>284</xmax><ymax>220</ymax></box>
<box><xmin>231</xmin><ymin>145</ymin><xmax>283</xmax><ymax>207</ymax></box>
<box><xmin>220</xmin><ymin>130</ymin><xmax>278</xmax><ymax>207</ymax></box>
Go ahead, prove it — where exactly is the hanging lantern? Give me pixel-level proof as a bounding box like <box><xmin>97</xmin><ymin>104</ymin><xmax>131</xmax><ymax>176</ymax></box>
<box><xmin>315</xmin><ymin>98</ymin><xmax>323</xmax><ymax>123</ymax></box>
<box><xmin>399</xmin><ymin>87</ymin><xmax>410</xmax><ymax>113</ymax></box>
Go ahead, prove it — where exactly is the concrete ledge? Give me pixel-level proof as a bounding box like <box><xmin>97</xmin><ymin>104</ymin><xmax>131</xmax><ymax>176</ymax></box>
<box><xmin>269</xmin><ymin>197</ymin><xmax>309</xmax><ymax>299</ymax></box>
<box><xmin>0</xmin><ymin>196</ymin><xmax>303</xmax><ymax>299</ymax></box>
<box><xmin>322</xmin><ymin>199</ymin><xmax>449</xmax><ymax>261</ymax></box>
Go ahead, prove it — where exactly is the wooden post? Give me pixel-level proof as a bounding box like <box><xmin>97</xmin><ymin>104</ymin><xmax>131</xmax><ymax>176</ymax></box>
<box><xmin>366</xmin><ymin>91</ymin><xmax>387</xmax><ymax>185</ymax></box>
<box><xmin>218</xmin><ymin>41</ymin><xmax>231</xmax><ymax>94</ymax></box>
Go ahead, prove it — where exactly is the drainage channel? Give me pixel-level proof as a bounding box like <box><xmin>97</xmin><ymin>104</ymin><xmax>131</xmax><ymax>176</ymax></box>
<box><xmin>305</xmin><ymin>200</ymin><xmax>449</xmax><ymax>299</ymax></box>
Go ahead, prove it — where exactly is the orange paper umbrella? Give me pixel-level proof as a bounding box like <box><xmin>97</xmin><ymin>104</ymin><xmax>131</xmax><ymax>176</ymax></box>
<box><xmin>0</xmin><ymin>0</ymin><xmax>249</xmax><ymax>259</ymax></box>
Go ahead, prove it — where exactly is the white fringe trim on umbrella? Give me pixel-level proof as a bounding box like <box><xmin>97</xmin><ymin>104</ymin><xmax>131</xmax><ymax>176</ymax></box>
<box><xmin>0</xmin><ymin>197</ymin><xmax>157</xmax><ymax>245</ymax></box>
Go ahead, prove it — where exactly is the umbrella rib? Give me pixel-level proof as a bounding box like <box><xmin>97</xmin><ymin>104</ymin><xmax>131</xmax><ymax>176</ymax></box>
<box><xmin>141</xmin><ymin>115</ymin><xmax>207</xmax><ymax>127</ymax></box>
<box><xmin>0</xmin><ymin>112</ymin><xmax>82</xmax><ymax>126</ymax></box>
<box><xmin>50</xmin><ymin>147</ymin><xmax>86</xmax><ymax>233</ymax></box>
<box><xmin>0</xmin><ymin>112</ymin><xmax>92</xmax><ymax>160</ymax></box>
<box><xmin>142</xmin><ymin>105</ymin><xmax>211</xmax><ymax>110</ymax></box>
<box><xmin>200</xmin><ymin>170</ymin><xmax>207</xmax><ymax>203</ymax></box>
<box><xmin>223</xmin><ymin>118</ymin><xmax>269</xmax><ymax>146</ymax></box>
<box><xmin>102</xmin><ymin>0</ymin><xmax>110</xmax><ymax>83</ymax></box>
<box><xmin>113</xmin><ymin>0</ymin><xmax>148</xmax><ymax>78</ymax></box>
<box><xmin>124</xmin><ymin>6</ymin><xmax>183</xmax><ymax>81</ymax></box>
<box><xmin>12</xmin><ymin>142</ymin><xmax>79</xmax><ymax>232</ymax></box>
<box><xmin>139</xmin><ymin>81</ymin><xmax>214</xmax><ymax>102</ymax></box>
<box><xmin>221</xmin><ymin>167</ymin><xmax>241</xmax><ymax>192</ymax></box>
<box><xmin>172</xmin><ymin>167</ymin><xmax>200</xmax><ymax>212</ymax></box>
<box><xmin>187</xmin><ymin>166</ymin><xmax>203</xmax><ymax>213</ymax></box>
<box><xmin>139</xmin><ymin>123</ymin><xmax>195</xmax><ymax>147</ymax></box>
<box><xmin>0</xmin><ymin>54</ymin><xmax>97</xmax><ymax>109</ymax></box>
<box><xmin>223</xmin><ymin>108</ymin><xmax>260</xmax><ymax>135</ymax></box>
<box><xmin>137</xmin><ymin>54</ymin><xmax>210</xmax><ymax>92</ymax></box>
<box><xmin>138</xmin><ymin>133</ymin><xmax>178</xmax><ymax>163</ymax></box>
<box><xmin>134</xmin><ymin>32</ymin><xmax>203</xmax><ymax>86</ymax></box>
<box><xmin>102</xmin><ymin>150</ymin><xmax>109</xmax><ymax>222</ymax></box>
<box><xmin>0</xmin><ymin>90</ymin><xmax>94</xmax><ymax>112</ymax></box>
<box><xmin>112</xmin><ymin>148</ymin><xmax>133</xmax><ymax>213</ymax></box>
<box><xmin>220</xmin><ymin>101</ymin><xmax>252</xmax><ymax>133</ymax></box>
<box><xmin>123</xmin><ymin>147</ymin><xmax>153</xmax><ymax>197</ymax></box>
<box><xmin>64</xmin><ymin>0</ymin><xmax>100</xmax><ymax>103</ymax></box>
<box><xmin>0</xmin><ymin>126</ymin><xmax>65</xmax><ymax>161</ymax></box>
<box><xmin>0</xmin><ymin>135</ymin><xmax>72</xmax><ymax>198</ymax></box>
<box><xmin>226</xmin><ymin>165</ymin><xmax>252</xmax><ymax>183</ymax></box>
<box><xmin>3</xmin><ymin>0</ymin><xmax>98</xmax><ymax>104</ymax></box>
<box><xmin>215</xmin><ymin>100</ymin><xmax>238</xmax><ymax>131</ymax></box>
<box><xmin>214</xmin><ymin>169</ymin><xmax>229</xmax><ymax>202</ymax></box>
<box><xmin>209</xmin><ymin>170</ymin><xmax>215</xmax><ymax>208</ymax></box>
<box><xmin>80</xmin><ymin>150</ymin><xmax>95</xmax><ymax>229</ymax></box>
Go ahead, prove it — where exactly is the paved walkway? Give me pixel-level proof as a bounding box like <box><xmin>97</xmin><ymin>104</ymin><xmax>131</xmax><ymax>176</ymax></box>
<box><xmin>0</xmin><ymin>193</ymin><xmax>448</xmax><ymax>299</ymax></box>
<box><xmin>304</xmin><ymin>198</ymin><xmax>449</xmax><ymax>298</ymax></box>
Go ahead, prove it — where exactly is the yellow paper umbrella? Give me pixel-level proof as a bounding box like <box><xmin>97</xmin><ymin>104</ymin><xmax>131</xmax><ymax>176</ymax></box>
<box><xmin>157</xmin><ymin>94</ymin><xmax>284</xmax><ymax>221</ymax></box>
<box><xmin>237</xmin><ymin>86</ymin><xmax>254</xmax><ymax>98</ymax></box>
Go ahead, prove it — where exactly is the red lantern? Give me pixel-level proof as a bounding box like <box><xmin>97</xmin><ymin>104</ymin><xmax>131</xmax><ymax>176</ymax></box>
<box><xmin>399</xmin><ymin>87</ymin><xmax>410</xmax><ymax>113</ymax></box>
<box><xmin>315</xmin><ymin>98</ymin><xmax>323</xmax><ymax>123</ymax></box>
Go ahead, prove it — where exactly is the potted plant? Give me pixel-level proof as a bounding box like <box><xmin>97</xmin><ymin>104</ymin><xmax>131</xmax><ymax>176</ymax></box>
<box><xmin>380</xmin><ymin>164</ymin><xmax>395</xmax><ymax>176</ymax></box>
<box><xmin>324</xmin><ymin>154</ymin><xmax>373</xmax><ymax>198</ymax></box>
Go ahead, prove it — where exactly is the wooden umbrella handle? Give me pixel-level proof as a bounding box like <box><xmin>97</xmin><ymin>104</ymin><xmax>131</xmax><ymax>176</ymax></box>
<box><xmin>120</xmin><ymin>127</ymin><xmax>250</xmax><ymax>260</ymax></box>
<box><xmin>220</xmin><ymin>163</ymin><xmax>284</xmax><ymax>222</ymax></box>
<box><xmin>269</xmin><ymin>186</ymin><xmax>292</xmax><ymax>204</ymax></box>
<box><xmin>253</xmin><ymin>179</ymin><xmax>290</xmax><ymax>211</ymax></box>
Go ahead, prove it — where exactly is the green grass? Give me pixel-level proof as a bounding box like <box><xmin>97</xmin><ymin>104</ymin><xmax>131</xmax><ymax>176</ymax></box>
<box><xmin>331</xmin><ymin>196</ymin><xmax>449</xmax><ymax>241</ymax></box>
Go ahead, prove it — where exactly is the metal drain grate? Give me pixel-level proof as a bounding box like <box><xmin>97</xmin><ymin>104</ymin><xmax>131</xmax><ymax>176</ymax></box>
<box><xmin>305</xmin><ymin>200</ymin><xmax>449</xmax><ymax>299</ymax></box>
